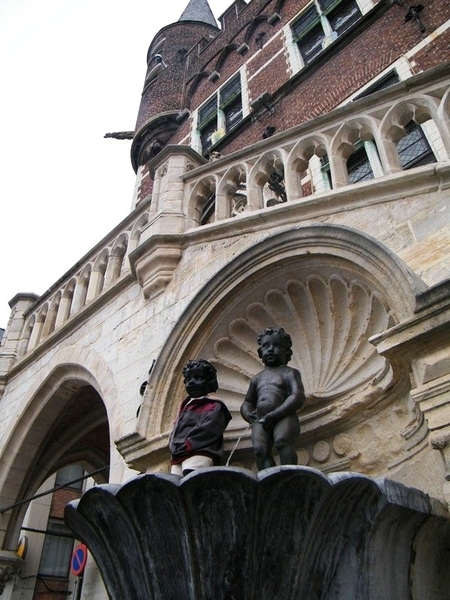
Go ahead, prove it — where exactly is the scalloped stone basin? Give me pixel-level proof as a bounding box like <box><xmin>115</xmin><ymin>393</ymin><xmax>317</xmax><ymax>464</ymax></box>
<box><xmin>65</xmin><ymin>467</ymin><xmax>450</xmax><ymax>600</ymax></box>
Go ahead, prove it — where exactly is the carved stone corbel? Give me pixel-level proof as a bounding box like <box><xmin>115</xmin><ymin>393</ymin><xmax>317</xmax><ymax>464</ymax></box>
<box><xmin>0</xmin><ymin>552</ymin><xmax>22</xmax><ymax>594</ymax></box>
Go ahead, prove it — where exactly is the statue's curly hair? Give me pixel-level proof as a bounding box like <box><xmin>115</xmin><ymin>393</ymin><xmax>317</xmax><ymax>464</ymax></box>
<box><xmin>257</xmin><ymin>327</ymin><xmax>293</xmax><ymax>363</ymax></box>
<box><xmin>182</xmin><ymin>359</ymin><xmax>218</xmax><ymax>392</ymax></box>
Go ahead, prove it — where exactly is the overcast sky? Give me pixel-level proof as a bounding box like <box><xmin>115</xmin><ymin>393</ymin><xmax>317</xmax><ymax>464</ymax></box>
<box><xmin>0</xmin><ymin>0</ymin><xmax>232</xmax><ymax>330</ymax></box>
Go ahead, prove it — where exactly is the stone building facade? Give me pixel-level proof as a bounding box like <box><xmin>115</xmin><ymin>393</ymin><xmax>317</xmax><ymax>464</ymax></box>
<box><xmin>1</xmin><ymin>0</ymin><xmax>450</xmax><ymax>597</ymax></box>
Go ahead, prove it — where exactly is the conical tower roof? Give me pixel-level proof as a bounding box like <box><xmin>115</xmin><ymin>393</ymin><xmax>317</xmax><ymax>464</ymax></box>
<box><xmin>179</xmin><ymin>0</ymin><xmax>218</xmax><ymax>27</ymax></box>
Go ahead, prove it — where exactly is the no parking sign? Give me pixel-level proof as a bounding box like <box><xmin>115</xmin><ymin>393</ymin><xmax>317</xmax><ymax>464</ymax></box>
<box><xmin>71</xmin><ymin>543</ymin><xmax>88</xmax><ymax>576</ymax></box>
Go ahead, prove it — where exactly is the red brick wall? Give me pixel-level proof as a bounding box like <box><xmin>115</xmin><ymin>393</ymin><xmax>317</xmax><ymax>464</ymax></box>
<box><xmin>135</xmin><ymin>21</ymin><xmax>220</xmax><ymax>131</ymax></box>
<box><xmin>33</xmin><ymin>578</ymin><xmax>70</xmax><ymax>600</ymax></box>
<box><xmin>137</xmin><ymin>0</ymin><xmax>450</xmax><ymax>187</ymax></box>
<box><xmin>49</xmin><ymin>488</ymin><xmax>81</xmax><ymax>520</ymax></box>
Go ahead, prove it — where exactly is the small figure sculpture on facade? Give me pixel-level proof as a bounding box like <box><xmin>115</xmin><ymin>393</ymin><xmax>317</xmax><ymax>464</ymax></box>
<box><xmin>169</xmin><ymin>359</ymin><xmax>232</xmax><ymax>476</ymax></box>
<box><xmin>264</xmin><ymin>169</ymin><xmax>287</xmax><ymax>207</ymax></box>
<box><xmin>240</xmin><ymin>327</ymin><xmax>305</xmax><ymax>470</ymax></box>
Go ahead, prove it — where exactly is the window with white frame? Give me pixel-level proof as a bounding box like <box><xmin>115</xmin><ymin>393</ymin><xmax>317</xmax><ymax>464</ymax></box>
<box><xmin>197</xmin><ymin>74</ymin><xmax>243</xmax><ymax>154</ymax></box>
<box><xmin>292</xmin><ymin>0</ymin><xmax>362</xmax><ymax>65</ymax></box>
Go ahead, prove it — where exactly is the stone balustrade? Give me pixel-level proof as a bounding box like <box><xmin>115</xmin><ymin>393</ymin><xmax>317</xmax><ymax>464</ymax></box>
<box><xmin>0</xmin><ymin>204</ymin><xmax>150</xmax><ymax>378</ymax></box>
<box><xmin>177</xmin><ymin>67</ymin><xmax>450</xmax><ymax>225</ymax></box>
<box><xmin>1</xmin><ymin>66</ymin><xmax>449</xmax><ymax>372</ymax></box>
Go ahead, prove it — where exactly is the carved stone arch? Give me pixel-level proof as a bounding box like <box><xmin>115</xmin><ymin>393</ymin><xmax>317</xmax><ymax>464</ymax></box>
<box><xmin>42</xmin><ymin>292</ymin><xmax>62</xmax><ymax>338</ymax></box>
<box><xmin>72</xmin><ymin>263</ymin><xmax>92</xmax><ymax>313</ymax></box>
<box><xmin>87</xmin><ymin>249</ymin><xmax>109</xmax><ymax>301</ymax></box>
<box><xmin>437</xmin><ymin>87</ymin><xmax>450</xmax><ymax>154</ymax></box>
<box><xmin>36</xmin><ymin>303</ymin><xmax>48</xmax><ymax>325</ymax></box>
<box><xmin>18</xmin><ymin>313</ymin><xmax>36</xmax><ymax>357</ymax></box>
<box><xmin>329</xmin><ymin>121</ymin><xmax>375</xmax><ymax>187</ymax></box>
<box><xmin>286</xmin><ymin>133</ymin><xmax>330</xmax><ymax>197</ymax></box>
<box><xmin>185</xmin><ymin>71</ymin><xmax>210</xmax><ymax>110</ymax></box>
<box><xmin>53</xmin><ymin>277</ymin><xmax>76</xmax><ymax>326</ymax></box>
<box><xmin>79</xmin><ymin>263</ymin><xmax>92</xmax><ymax>282</ymax></box>
<box><xmin>136</xmin><ymin>225</ymin><xmax>426</xmax><ymax>470</ymax></box>
<box><xmin>380</xmin><ymin>95</ymin><xmax>440</xmax><ymax>143</ymax></box>
<box><xmin>187</xmin><ymin>175</ymin><xmax>216</xmax><ymax>226</ymax></box>
<box><xmin>344</xmin><ymin>114</ymin><xmax>379</xmax><ymax>143</ymax></box>
<box><xmin>0</xmin><ymin>346</ymin><xmax>120</xmax><ymax>548</ymax></box>
<box><xmin>248</xmin><ymin>150</ymin><xmax>287</xmax><ymax>209</ymax></box>
<box><xmin>216</xmin><ymin>164</ymin><xmax>247</xmax><ymax>219</ymax></box>
<box><xmin>28</xmin><ymin>304</ymin><xmax>48</xmax><ymax>349</ymax></box>
<box><xmin>63</xmin><ymin>278</ymin><xmax>76</xmax><ymax>299</ymax></box>
<box><xmin>243</xmin><ymin>15</ymin><xmax>269</xmax><ymax>46</ymax></box>
<box><xmin>215</xmin><ymin>44</ymin><xmax>239</xmax><ymax>73</ymax></box>
<box><xmin>106</xmin><ymin>233</ymin><xmax>129</xmax><ymax>284</ymax></box>
<box><xmin>93</xmin><ymin>248</ymin><xmax>109</xmax><ymax>272</ymax></box>
<box><xmin>378</xmin><ymin>95</ymin><xmax>442</xmax><ymax>173</ymax></box>
<box><xmin>330</xmin><ymin>122</ymin><xmax>362</xmax><ymax>159</ymax></box>
<box><xmin>130</xmin><ymin>214</ymin><xmax>150</xmax><ymax>247</ymax></box>
<box><xmin>111</xmin><ymin>232</ymin><xmax>129</xmax><ymax>255</ymax></box>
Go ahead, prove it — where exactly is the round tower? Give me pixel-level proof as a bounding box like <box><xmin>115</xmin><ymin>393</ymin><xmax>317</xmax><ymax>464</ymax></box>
<box><xmin>131</xmin><ymin>0</ymin><xmax>219</xmax><ymax>171</ymax></box>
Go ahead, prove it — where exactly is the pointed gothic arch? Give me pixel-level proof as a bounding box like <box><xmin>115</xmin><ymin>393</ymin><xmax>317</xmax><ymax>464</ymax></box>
<box><xmin>0</xmin><ymin>346</ymin><xmax>121</xmax><ymax>549</ymax></box>
<box><xmin>185</xmin><ymin>71</ymin><xmax>210</xmax><ymax>109</ymax></box>
<box><xmin>214</xmin><ymin>43</ymin><xmax>239</xmax><ymax>73</ymax></box>
<box><xmin>243</xmin><ymin>15</ymin><xmax>269</xmax><ymax>46</ymax></box>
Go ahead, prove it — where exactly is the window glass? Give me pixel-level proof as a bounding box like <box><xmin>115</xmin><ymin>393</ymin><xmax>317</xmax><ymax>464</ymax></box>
<box><xmin>55</xmin><ymin>464</ymin><xmax>84</xmax><ymax>490</ymax></box>
<box><xmin>199</xmin><ymin>97</ymin><xmax>217</xmax><ymax>127</ymax></box>
<box><xmin>320</xmin><ymin>155</ymin><xmax>332</xmax><ymax>188</ymax></box>
<box><xmin>38</xmin><ymin>519</ymin><xmax>74</xmax><ymax>578</ymax></box>
<box><xmin>299</xmin><ymin>25</ymin><xmax>326</xmax><ymax>64</ymax></box>
<box><xmin>347</xmin><ymin>146</ymin><xmax>374</xmax><ymax>183</ymax></box>
<box><xmin>319</xmin><ymin>0</ymin><xmax>337</xmax><ymax>9</ymax></box>
<box><xmin>220</xmin><ymin>75</ymin><xmax>241</xmax><ymax>106</ymax></box>
<box><xmin>292</xmin><ymin>5</ymin><xmax>320</xmax><ymax>38</ymax></box>
<box><xmin>198</xmin><ymin>74</ymin><xmax>243</xmax><ymax>154</ymax></box>
<box><xmin>200</xmin><ymin>120</ymin><xmax>218</xmax><ymax>152</ymax></box>
<box><xmin>356</xmin><ymin>71</ymin><xmax>400</xmax><ymax>98</ymax></box>
<box><xmin>397</xmin><ymin>121</ymin><xmax>435</xmax><ymax>169</ymax></box>
<box><xmin>292</xmin><ymin>0</ymin><xmax>362</xmax><ymax>65</ymax></box>
<box><xmin>224</xmin><ymin>98</ymin><xmax>243</xmax><ymax>130</ymax></box>
<box><xmin>328</xmin><ymin>1</ymin><xmax>361</xmax><ymax>35</ymax></box>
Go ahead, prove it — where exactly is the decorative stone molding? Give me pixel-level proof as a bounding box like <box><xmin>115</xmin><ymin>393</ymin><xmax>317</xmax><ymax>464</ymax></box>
<box><xmin>129</xmin><ymin>234</ymin><xmax>184</xmax><ymax>299</ymax></box>
<box><xmin>268</xmin><ymin>12</ymin><xmax>281</xmax><ymax>24</ymax></box>
<box><xmin>412</xmin><ymin>374</ymin><xmax>450</xmax><ymax>478</ymax></box>
<box><xmin>0</xmin><ymin>552</ymin><xmax>22</xmax><ymax>594</ymax></box>
<box><xmin>237</xmin><ymin>43</ymin><xmax>249</xmax><ymax>55</ymax></box>
<box><xmin>373</xmin><ymin>280</ymin><xmax>450</xmax><ymax>482</ymax></box>
<box><xmin>120</xmin><ymin>225</ymin><xmax>421</xmax><ymax>471</ymax></box>
<box><xmin>208</xmin><ymin>70</ymin><xmax>220</xmax><ymax>82</ymax></box>
<box><xmin>65</xmin><ymin>467</ymin><xmax>450</xmax><ymax>600</ymax></box>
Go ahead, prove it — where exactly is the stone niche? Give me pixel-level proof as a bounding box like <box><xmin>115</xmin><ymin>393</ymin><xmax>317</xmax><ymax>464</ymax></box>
<box><xmin>122</xmin><ymin>226</ymin><xmax>424</xmax><ymax>473</ymax></box>
<box><xmin>65</xmin><ymin>467</ymin><xmax>450</xmax><ymax>600</ymax></box>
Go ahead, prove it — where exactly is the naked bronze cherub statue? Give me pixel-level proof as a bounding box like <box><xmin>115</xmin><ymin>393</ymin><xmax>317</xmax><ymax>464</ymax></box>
<box><xmin>240</xmin><ymin>327</ymin><xmax>305</xmax><ymax>470</ymax></box>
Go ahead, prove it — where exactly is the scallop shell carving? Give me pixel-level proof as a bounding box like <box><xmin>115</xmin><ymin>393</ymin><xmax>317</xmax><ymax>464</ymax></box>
<box><xmin>211</xmin><ymin>275</ymin><xmax>394</xmax><ymax>420</ymax></box>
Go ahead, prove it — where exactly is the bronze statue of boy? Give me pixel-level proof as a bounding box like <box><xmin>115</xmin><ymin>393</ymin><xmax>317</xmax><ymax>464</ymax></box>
<box><xmin>240</xmin><ymin>327</ymin><xmax>305</xmax><ymax>470</ymax></box>
<box><xmin>169</xmin><ymin>359</ymin><xmax>232</xmax><ymax>476</ymax></box>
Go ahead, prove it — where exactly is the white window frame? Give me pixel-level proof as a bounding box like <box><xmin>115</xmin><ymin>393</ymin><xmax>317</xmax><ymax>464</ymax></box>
<box><xmin>192</xmin><ymin>67</ymin><xmax>248</xmax><ymax>154</ymax></box>
<box><xmin>285</xmin><ymin>0</ymin><xmax>374</xmax><ymax>75</ymax></box>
